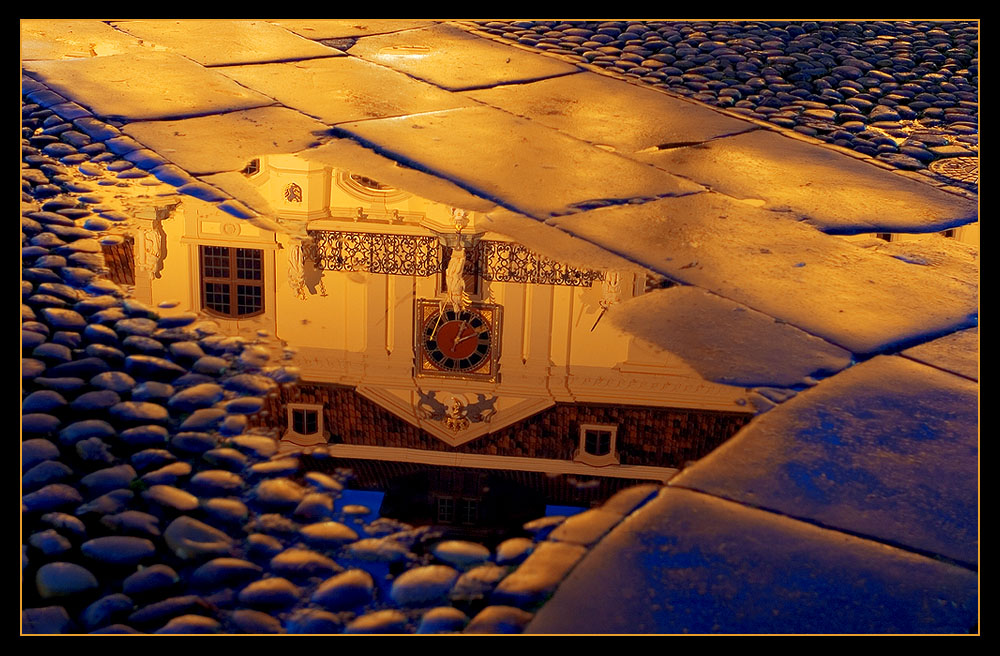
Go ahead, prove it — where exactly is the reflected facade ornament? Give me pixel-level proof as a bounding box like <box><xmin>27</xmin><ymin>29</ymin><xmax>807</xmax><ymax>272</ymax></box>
<box><xmin>443</xmin><ymin>396</ymin><xmax>471</xmax><ymax>432</ymax></box>
<box><xmin>134</xmin><ymin>216</ymin><xmax>166</xmax><ymax>281</ymax></box>
<box><xmin>288</xmin><ymin>241</ymin><xmax>308</xmax><ymax>300</ymax></box>
<box><xmin>440</xmin><ymin>245</ymin><xmax>469</xmax><ymax>315</ymax></box>
<box><xmin>284</xmin><ymin>183</ymin><xmax>303</xmax><ymax>203</ymax></box>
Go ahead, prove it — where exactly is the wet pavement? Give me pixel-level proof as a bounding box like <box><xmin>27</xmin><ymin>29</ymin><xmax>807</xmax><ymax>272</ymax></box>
<box><xmin>21</xmin><ymin>20</ymin><xmax>978</xmax><ymax>635</ymax></box>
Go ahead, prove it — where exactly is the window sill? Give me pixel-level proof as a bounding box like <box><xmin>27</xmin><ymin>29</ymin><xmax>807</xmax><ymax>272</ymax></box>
<box><xmin>572</xmin><ymin>450</ymin><xmax>620</xmax><ymax>467</ymax></box>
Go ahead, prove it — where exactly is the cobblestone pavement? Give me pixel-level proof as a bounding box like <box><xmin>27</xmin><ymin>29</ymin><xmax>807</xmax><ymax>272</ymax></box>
<box><xmin>21</xmin><ymin>19</ymin><xmax>978</xmax><ymax>635</ymax></box>
<box><xmin>471</xmin><ymin>20</ymin><xmax>978</xmax><ymax>191</ymax></box>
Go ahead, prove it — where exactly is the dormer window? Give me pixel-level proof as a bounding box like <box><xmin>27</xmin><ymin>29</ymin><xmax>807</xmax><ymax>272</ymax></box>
<box><xmin>241</xmin><ymin>158</ymin><xmax>260</xmax><ymax>177</ymax></box>
<box><xmin>575</xmin><ymin>423</ymin><xmax>619</xmax><ymax>467</ymax></box>
<box><xmin>287</xmin><ymin>404</ymin><xmax>323</xmax><ymax>439</ymax></box>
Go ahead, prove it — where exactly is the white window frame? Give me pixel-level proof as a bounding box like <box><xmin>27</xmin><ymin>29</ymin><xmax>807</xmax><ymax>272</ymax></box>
<box><xmin>575</xmin><ymin>423</ymin><xmax>620</xmax><ymax>467</ymax></box>
<box><xmin>285</xmin><ymin>403</ymin><xmax>324</xmax><ymax>440</ymax></box>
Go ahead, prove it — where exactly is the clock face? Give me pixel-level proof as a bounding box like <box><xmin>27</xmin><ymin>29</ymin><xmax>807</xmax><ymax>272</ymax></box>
<box><xmin>421</xmin><ymin>308</ymin><xmax>493</xmax><ymax>373</ymax></box>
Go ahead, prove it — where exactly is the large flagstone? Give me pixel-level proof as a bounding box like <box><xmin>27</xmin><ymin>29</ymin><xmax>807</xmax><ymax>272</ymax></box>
<box><xmin>109</xmin><ymin>19</ymin><xmax>341</xmax><ymax>66</ymax></box>
<box><xmin>216</xmin><ymin>57</ymin><xmax>478</xmax><ymax>126</ymax></box>
<box><xmin>23</xmin><ymin>52</ymin><xmax>276</xmax><ymax>121</ymax></box>
<box><xmin>20</xmin><ymin>19</ymin><xmax>146</xmax><ymax>60</ymax></box>
<box><xmin>526</xmin><ymin>487</ymin><xmax>978</xmax><ymax>634</ymax></box>
<box><xmin>670</xmin><ymin>355</ymin><xmax>979</xmax><ymax>568</ymax></box>
<box><xmin>546</xmin><ymin>193</ymin><xmax>978</xmax><ymax>355</ymax></box>
<box><xmin>266</xmin><ymin>20</ymin><xmax>435</xmax><ymax>40</ymax></box>
<box><xmin>347</xmin><ymin>23</ymin><xmax>581</xmax><ymax>91</ymax></box>
<box><xmin>335</xmin><ymin>106</ymin><xmax>704</xmax><ymax>220</ymax></box>
<box><xmin>607</xmin><ymin>285</ymin><xmax>853</xmax><ymax>388</ymax></box>
<box><xmin>636</xmin><ymin>128</ymin><xmax>978</xmax><ymax>235</ymax></box>
<box><xmin>901</xmin><ymin>326</ymin><xmax>978</xmax><ymax>381</ymax></box>
<box><xmin>463</xmin><ymin>72</ymin><xmax>757</xmax><ymax>155</ymax></box>
<box><xmin>122</xmin><ymin>107</ymin><xmax>330</xmax><ymax>175</ymax></box>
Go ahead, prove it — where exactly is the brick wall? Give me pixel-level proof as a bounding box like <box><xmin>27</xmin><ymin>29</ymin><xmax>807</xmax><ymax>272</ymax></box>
<box><xmin>252</xmin><ymin>382</ymin><xmax>752</xmax><ymax>469</ymax></box>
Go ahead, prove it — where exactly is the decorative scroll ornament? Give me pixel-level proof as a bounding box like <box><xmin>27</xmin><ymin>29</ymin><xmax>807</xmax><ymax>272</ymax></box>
<box><xmin>287</xmin><ymin>241</ymin><xmax>308</xmax><ymax>300</ymax></box>
<box><xmin>284</xmin><ymin>183</ymin><xmax>303</xmax><ymax>203</ymax></box>
<box><xmin>443</xmin><ymin>397</ymin><xmax>471</xmax><ymax>432</ymax></box>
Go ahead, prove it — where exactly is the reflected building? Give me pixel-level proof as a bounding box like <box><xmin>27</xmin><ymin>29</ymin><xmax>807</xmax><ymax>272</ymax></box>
<box><xmin>109</xmin><ymin>152</ymin><xmax>754</xmax><ymax>538</ymax></box>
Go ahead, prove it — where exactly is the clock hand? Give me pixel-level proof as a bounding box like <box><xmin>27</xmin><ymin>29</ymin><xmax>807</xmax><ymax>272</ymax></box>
<box><xmin>452</xmin><ymin>320</ymin><xmax>468</xmax><ymax>347</ymax></box>
<box><xmin>454</xmin><ymin>331</ymin><xmax>480</xmax><ymax>345</ymax></box>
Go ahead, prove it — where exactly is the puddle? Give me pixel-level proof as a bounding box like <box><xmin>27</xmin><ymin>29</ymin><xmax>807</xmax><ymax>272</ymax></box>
<box><xmin>24</xmin><ymin>124</ymin><xmax>754</xmax><ymax>533</ymax></box>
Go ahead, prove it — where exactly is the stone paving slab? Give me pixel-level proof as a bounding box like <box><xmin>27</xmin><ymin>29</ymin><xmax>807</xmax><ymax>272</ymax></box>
<box><xmin>608</xmin><ymin>285</ymin><xmax>853</xmax><ymax>388</ymax></box>
<box><xmin>545</xmin><ymin>193</ymin><xmax>978</xmax><ymax>355</ymax></box>
<box><xmin>266</xmin><ymin>19</ymin><xmax>436</xmax><ymax>40</ymax></box>
<box><xmin>20</xmin><ymin>19</ymin><xmax>147</xmax><ymax>60</ymax></box>
<box><xmin>336</xmin><ymin>106</ymin><xmax>704</xmax><ymax>219</ymax></box>
<box><xmin>108</xmin><ymin>20</ymin><xmax>342</xmax><ymax>67</ymax></box>
<box><xmin>526</xmin><ymin>487</ymin><xmax>978</xmax><ymax>634</ymax></box>
<box><xmin>215</xmin><ymin>57</ymin><xmax>479</xmax><ymax>126</ymax></box>
<box><xmin>635</xmin><ymin>129</ymin><xmax>978</xmax><ymax>235</ymax></box>
<box><xmin>463</xmin><ymin>72</ymin><xmax>758</xmax><ymax>155</ymax></box>
<box><xmin>23</xmin><ymin>52</ymin><xmax>277</xmax><ymax>121</ymax></box>
<box><xmin>670</xmin><ymin>355</ymin><xmax>978</xmax><ymax>568</ymax></box>
<box><xmin>298</xmin><ymin>139</ymin><xmax>501</xmax><ymax>214</ymax></box>
<box><xmin>901</xmin><ymin>326</ymin><xmax>979</xmax><ymax>381</ymax></box>
<box><xmin>122</xmin><ymin>107</ymin><xmax>330</xmax><ymax>175</ymax></box>
<box><xmin>347</xmin><ymin>23</ymin><xmax>581</xmax><ymax>91</ymax></box>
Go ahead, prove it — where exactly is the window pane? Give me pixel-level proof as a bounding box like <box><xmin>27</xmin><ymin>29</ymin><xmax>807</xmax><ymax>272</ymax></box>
<box><xmin>237</xmin><ymin>284</ymin><xmax>263</xmax><ymax>316</ymax></box>
<box><xmin>305</xmin><ymin>411</ymin><xmax>318</xmax><ymax>435</ymax></box>
<box><xmin>459</xmin><ymin>499</ymin><xmax>478</xmax><ymax>524</ymax></box>
<box><xmin>236</xmin><ymin>248</ymin><xmax>262</xmax><ymax>280</ymax></box>
<box><xmin>293</xmin><ymin>409</ymin><xmax>304</xmax><ymax>434</ymax></box>
<box><xmin>203</xmin><ymin>246</ymin><xmax>230</xmax><ymax>278</ymax></box>
<box><xmin>437</xmin><ymin>497</ymin><xmax>454</xmax><ymax>523</ymax></box>
<box><xmin>585</xmin><ymin>430</ymin><xmax>612</xmax><ymax>456</ymax></box>
<box><xmin>204</xmin><ymin>282</ymin><xmax>230</xmax><ymax>314</ymax></box>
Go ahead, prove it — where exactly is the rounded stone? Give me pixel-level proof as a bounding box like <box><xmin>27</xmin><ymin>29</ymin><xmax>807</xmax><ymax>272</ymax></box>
<box><xmin>22</xmin><ymin>438</ymin><xmax>61</xmax><ymax>470</ymax></box>
<box><xmin>344</xmin><ymin>609</ymin><xmax>408</xmax><ymax>634</ymax></box>
<box><xmin>155</xmin><ymin>614</ymin><xmax>221</xmax><ymax>634</ymax></box>
<box><xmin>286</xmin><ymin>608</ymin><xmax>344</xmax><ymax>634</ymax></box>
<box><xmin>188</xmin><ymin>470</ymin><xmax>245</xmax><ymax>497</ymax></box>
<box><xmin>163</xmin><ymin>515</ymin><xmax>234</xmax><ymax>560</ymax></box>
<box><xmin>23</xmin><ymin>483</ymin><xmax>83</xmax><ymax>513</ymax></box>
<box><xmin>465</xmin><ymin>605</ymin><xmax>534</xmax><ymax>634</ymax></box>
<box><xmin>236</xmin><ymin>577</ymin><xmax>301</xmax><ymax>609</ymax></box>
<box><xmin>269</xmin><ymin>547</ymin><xmax>342</xmax><ymax>580</ymax></box>
<box><xmin>110</xmin><ymin>401</ymin><xmax>169</xmax><ymax>424</ymax></box>
<box><xmin>190</xmin><ymin>558</ymin><xmax>263</xmax><ymax>590</ymax></box>
<box><xmin>431</xmin><ymin>540</ymin><xmax>492</xmax><ymax>568</ymax></box>
<box><xmin>80</xmin><ymin>593</ymin><xmax>135</xmax><ymax>631</ymax></box>
<box><xmin>23</xmin><ymin>460</ymin><xmax>74</xmax><ymax>491</ymax></box>
<box><xmin>79</xmin><ymin>464</ymin><xmax>136</xmax><ymax>496</ymax></box>
<box><xmin>122</xmin><ymin>564</ymin><xmax>181</xmax><ymax>599</ymax></box>
<box><xmin>167</xmin><ymin>383</ymin><xmax>225</xmax><ymax>412</ymax></box>
<box><xmin>417</xmin><ymin>606</ymin><xmax>470</xmax><ymax>634</ymax></box>
<box><xmin>142</xmin><ymin>485</ymin><xmax>200</xmax><ymax>513</ymax></box>
<box><xmin>227</xmin><ymin>609</ymin><xmax>283</xmax><ymax>634</ymax></box>
<box><xmin>81</xmin><ymin>536</ymin><xmax>156</xmax><ymax>566</ymax></box>
<box><xmin>311</xmin><ymin>569</ymin><xmax>375</xmax><ymax>611</ymax></box>
<box><xmin>29</xmin><ymin>528</ymin><xmax>73</xmax><ymax>556</ymax></box>
<box><xmin>100</xmin><ymin>510</ymin><xmax>161</xmax><ymax>538</ymax></box>
<box><xmin>36</xmin><ymin>562</ymin><xmax>98</xmax><ymax>599</ymax></box>
<box><xmin>390</xmin><ymin>565</ymin><xmax>460</xmax><ymax>607</ymax></box>
<box><xmin>201</xmin><ymin>497</ymin><xmax>250</xmax><ymax>526</ymax></box>
<box><xmin>252</xmin><ymin>478</ymin><xmax>307</xmax><ymax>510</ymax></box>
<box><xmin>89</xmin><ymin>371</ymin><xmax>137</xmax><ymax>393</ymax></box>
<box><xmin>118</xmin><ymin>424</ymin><xmax>170</xmax><ymax>449</ymax></box>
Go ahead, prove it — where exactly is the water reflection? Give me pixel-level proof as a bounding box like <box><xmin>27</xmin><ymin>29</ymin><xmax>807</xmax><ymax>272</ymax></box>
<box><xmin>100</xmin><ymin>151</ymin><xmax>754</xmax><ymax>534</ymax></box>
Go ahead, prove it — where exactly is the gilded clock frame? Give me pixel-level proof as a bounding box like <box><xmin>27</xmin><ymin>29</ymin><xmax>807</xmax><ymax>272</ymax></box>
<box><xmin>414</xmin><ymin>299</ymin><xmax>502</xmax><ymax>382</ymax></box>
